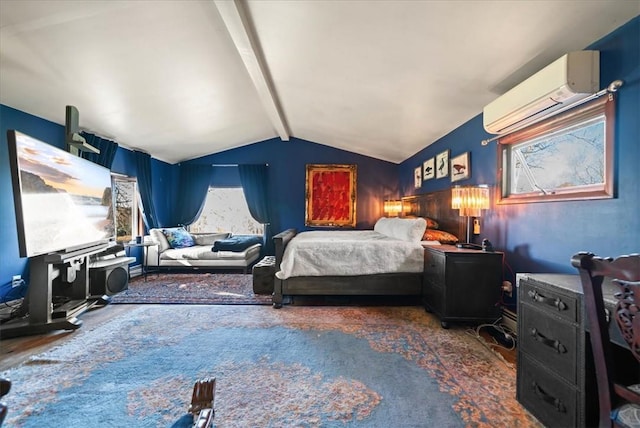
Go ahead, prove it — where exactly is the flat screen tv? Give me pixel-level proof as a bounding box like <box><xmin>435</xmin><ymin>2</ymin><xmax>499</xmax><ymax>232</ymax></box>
<box><xmin>7</xmin><ymin>130</ymin><xmax>116</xmax><ymax>258</ymax></box>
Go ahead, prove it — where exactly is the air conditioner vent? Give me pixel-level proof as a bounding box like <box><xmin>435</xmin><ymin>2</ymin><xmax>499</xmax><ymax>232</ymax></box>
<box><xmin>483</xmin><ymin>51</ymin><xmax>599</xmax><ymax>135</ymax></box>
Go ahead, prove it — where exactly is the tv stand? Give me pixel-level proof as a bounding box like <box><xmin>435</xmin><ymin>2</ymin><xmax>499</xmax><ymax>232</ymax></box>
<box><xmin>0</xmin><ymin>244</ymin><xmax>109</xmax><ymax>339</ymax></box>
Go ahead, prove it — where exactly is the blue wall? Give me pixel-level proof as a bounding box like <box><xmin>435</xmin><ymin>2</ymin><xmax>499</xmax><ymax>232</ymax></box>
<box><xmin>399</xmin><ymin>17</ymin><xmax>640</xmax><ymax>284</ymax></box>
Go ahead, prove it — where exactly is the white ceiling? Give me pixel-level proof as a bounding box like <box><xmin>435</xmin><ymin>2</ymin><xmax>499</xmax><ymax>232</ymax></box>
<box><xmin>1</xmin><ymin>1</ymin><xmax>638</xmax><ymax>164</ymax></box>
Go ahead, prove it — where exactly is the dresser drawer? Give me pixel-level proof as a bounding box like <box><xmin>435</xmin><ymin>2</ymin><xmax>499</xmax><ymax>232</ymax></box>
<box><xmin>518</xmin><ymin>354</ymin><xmax>579</xmax><ymax>428</ymax></box>
<box><xmin>519</xmin><ymin>303</ymin><xmax>580</xmax><ymax>384</ymax></box>
<box><xmin>520</xmin><ymin>278</ymin><xmax>578</xmax><ymax>323</ymax></box>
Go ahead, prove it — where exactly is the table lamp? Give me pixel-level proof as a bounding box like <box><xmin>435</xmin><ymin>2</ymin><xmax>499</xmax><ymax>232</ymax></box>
<box><xmin>451</xmin><ymin>185</ymin><xmax>490</xmax><ymax>249</ymax></box>
<box><xmin>383</xmin><ymin>199</ymin><xmax>402</xmax><ymax>217</ymax></box>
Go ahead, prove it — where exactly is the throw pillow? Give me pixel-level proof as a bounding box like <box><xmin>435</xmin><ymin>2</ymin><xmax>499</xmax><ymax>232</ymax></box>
<box><xmin>424</xmin><ymin>217</ymin><xmax>439</xmax><ymax>229</ymax></box>
<box><xmin>162</xmin><ymin>227</ymin><xmax>195</xmax><ymax>249</ymax></box>
<box><xmin>422</xmin><ymin>229</ymin><xmax>459</xmax><ymax>244</ymax></box>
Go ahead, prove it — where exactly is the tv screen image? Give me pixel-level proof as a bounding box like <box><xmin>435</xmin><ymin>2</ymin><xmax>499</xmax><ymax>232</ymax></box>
<box><xmin>7</xmin><ymin>130</ymin><xmax>115</xmax><ymax>258</ymax></box>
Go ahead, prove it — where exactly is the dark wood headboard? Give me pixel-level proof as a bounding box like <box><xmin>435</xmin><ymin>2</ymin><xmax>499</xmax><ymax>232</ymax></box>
<box><xmin>401</xmin><ymin>190</ymin><xmax>465</xmax><ymax>240</ymax></box>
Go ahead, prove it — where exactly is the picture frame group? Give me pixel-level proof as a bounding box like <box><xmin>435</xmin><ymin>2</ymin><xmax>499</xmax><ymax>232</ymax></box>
<box><xmin>414</xmin><ymin>150</ymin><xmax>470</xmax><ymax>188</ymax></box>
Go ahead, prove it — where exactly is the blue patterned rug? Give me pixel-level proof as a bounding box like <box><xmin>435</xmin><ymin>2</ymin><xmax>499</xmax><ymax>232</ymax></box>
<box><xmin>1</xmin><ymin>305</ymin><xmax>541</xmax><ymax>427</ymax></box>
<box><xmin>111</xmin><ymin>273</ymin><xmax>273</xmax><ymax>305</ymax></box>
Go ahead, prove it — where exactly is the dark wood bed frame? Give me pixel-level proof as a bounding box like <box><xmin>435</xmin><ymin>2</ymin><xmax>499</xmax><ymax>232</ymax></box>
<box><xmin>271</xmin><ymin>189</ymin><xmax>464</xmax><ymax>308</ymax></box>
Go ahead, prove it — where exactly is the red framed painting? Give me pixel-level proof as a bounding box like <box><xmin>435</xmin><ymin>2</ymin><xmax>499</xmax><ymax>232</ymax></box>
<box><xmin>305</xmin><ymin>164</ymin><xmax>357</xmax><ymax>227</ymax></box>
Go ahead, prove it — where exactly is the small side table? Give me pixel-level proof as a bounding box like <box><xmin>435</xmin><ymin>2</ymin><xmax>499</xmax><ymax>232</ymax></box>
<box><xmin>124</xmin><ymin>241</ymin><xmax>159</xmax><ymax>281</ymax></box>
<box><xmin>422</xmin><ymin>244</ymin><xmax>503</xmax><ymax>328</ymax></box>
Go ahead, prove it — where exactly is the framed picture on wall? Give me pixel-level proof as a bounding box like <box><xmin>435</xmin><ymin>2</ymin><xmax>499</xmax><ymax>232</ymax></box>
<box><xmin>414</xmin><ymin>166</ymin><xmax>422</xmax><ymax>188</ymax></box>
<box><xmin>451</xmin><ymin>152</ymin><xmax>470</xmax><ymax>182</ymax></box>
<box><xmin>305</xmin><ymin>164</ymin><xmax>357</xmax><ymax>227</ymax></box>
<box><xmin>423</xmin><ymin>157</ymin><xmax>435</xmax><ymax>181</ymax></box>
<box><xmin>436</xmin><ymin>150</ymin><xmax>449</xmax><ymax>179</ymax></box>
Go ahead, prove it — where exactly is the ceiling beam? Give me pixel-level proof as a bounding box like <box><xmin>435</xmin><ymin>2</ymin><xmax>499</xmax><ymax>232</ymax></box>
<box><xmin>214</xmin><ymin>0</ymin><xmax>290</xmax><ymax>141</ymax></box>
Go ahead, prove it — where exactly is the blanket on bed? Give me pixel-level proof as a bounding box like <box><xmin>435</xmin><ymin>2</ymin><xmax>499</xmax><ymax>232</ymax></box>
<box><xmin>275</xmin><ymin>230</ymin><xmax>424</xmax><ymax>279</ymax></box>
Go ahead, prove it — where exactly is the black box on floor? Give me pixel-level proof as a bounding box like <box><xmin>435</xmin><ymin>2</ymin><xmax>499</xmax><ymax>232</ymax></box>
<box><xmin>252</xmin><ymin>256</ymin><xmax>275</xmax><ymax>295</ymax></box>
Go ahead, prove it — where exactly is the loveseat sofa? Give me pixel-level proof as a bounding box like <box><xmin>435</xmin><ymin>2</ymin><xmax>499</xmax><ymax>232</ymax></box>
<box><xmin>144</xmin><ymin>227</ymin><xmax>262</xmax><ymax>273</ymax></box>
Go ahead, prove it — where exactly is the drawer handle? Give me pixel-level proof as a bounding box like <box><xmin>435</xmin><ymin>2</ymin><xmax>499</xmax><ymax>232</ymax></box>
<box><xmin>527</xmin><ymin>290</ymin><xmax>568</xmax><ymax>311</ymax></box>
<box><xmin>530</xmin><ymin>328</ymin><xmax>567</xmax><ymax>354</ymax></box>
<box><xmin>532</xmin><ymin>381</ymin><xmax>567</xmax><ymax>413</ymax></box>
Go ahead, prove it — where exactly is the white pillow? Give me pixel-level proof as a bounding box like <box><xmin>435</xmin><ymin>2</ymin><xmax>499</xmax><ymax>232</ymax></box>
<box><xmin>149</xmin><ymin>228</ymin><xmax>171</xmax><ymax>252</ymax></box>
<box><xmin>374</xmin><ymin>217</ymin><xmax>427</xmax><ymax>242</ymax></box>
<box><xmin>193</xmin><ymin>232</ymin><xmax>231</xmax><ymax>246</ymax></box>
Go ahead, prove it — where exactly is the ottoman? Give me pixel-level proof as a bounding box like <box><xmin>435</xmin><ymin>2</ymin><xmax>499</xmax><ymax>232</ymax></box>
<box><xmin>252</xmin><ymin>256</ymin><xmax>276</xmax><ymax>295</ymax></box>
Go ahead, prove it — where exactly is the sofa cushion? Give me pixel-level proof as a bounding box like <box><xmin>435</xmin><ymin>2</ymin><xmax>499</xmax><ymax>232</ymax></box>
<box><xmin>149</xmin><ymin>228</ymin><xmax>171</xmax><ymax>252</ymax></box>
<box><xmin>161</xmin><ymin>244</ymin><xmax>261</xmax><ymax>261</ymax></box>
<box><xmin>161</xmin><ymin>246</ymin><xmax>212</xmax><ymax>260</ymax></box>
<box><xmin>162</xmin><ymin>227</ymin><xmax>195</xmax><ymax>249</ymax></box>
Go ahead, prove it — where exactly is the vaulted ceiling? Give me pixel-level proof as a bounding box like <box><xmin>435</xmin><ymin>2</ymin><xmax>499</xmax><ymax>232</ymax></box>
<box><xmin>1</xmin><ymin>1</ymin><xmax>638</xmax><ymax>164</ymax></box>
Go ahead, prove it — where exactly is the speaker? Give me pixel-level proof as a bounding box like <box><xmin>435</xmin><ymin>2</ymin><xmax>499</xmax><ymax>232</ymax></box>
<box><xmin>89</xmin><ymin>265</ymin><xmax>129</xmax><ymax>297</ymax></box>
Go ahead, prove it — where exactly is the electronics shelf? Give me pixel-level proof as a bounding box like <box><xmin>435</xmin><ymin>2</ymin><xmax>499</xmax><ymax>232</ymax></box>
<box><xmin>0</xmin><ymin>244</ymin><xmax>122</xmax><ymax>339</ymax></box>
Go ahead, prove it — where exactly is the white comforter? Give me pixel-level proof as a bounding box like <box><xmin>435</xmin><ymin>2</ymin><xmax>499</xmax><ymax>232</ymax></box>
<box><xmin>275</xmin><ymin>230</ymin><xmax>425</xmax><ymax>279</ymax></box>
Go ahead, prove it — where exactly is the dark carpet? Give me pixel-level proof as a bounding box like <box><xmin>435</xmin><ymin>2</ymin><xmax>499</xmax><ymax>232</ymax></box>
<box><xmin>1</xmin><ymin>305</ymin><xmax>541</xmax><ymax>427</ymax></box>
<box><xmin>110</xmin><ymin>273</ymin><xmax>272</xmax><ymax>305</ymax></box>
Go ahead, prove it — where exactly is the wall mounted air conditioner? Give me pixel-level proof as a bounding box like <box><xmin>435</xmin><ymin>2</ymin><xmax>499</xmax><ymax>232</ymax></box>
<box><xmin>483</xmin><ymin>50</ymin><xmax>599</xmax><ymax>135</ymax></box>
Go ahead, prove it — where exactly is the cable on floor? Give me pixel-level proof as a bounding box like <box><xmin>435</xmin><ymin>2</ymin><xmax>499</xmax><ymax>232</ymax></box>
<box><xmin>466</xmin><ymin>317</ymin><xmax>516</xmax><ymax>353</ymax></box>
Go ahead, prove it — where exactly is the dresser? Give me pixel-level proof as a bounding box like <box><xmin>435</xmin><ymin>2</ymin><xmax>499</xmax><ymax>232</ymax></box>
<box><xmin>422</xmin><ymin>245</ymin><xmax>503</xmax><ymax>328</ymax></box>
<box><xmin>516</xmin><ymin>273</ymin><xmax>631</xmax><ymax>427</ymax></box>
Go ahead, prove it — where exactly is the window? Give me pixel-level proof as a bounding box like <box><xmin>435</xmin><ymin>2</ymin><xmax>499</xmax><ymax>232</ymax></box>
<box><xmin>498</xmin><ymin>96</ymin><xmax>614</xmax><ymax>204</ymax></box>
<box><xmin>190</xmin><ymin>187</ymin><xmax>264</xmax><ymax>235</ymax></box>
<box><xmin>112</xmin><ymin>174</ymin><xmax>141</xmax><ymax>242</ymax></box>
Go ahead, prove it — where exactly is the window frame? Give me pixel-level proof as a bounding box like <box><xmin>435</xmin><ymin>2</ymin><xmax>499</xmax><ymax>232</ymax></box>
<box><xmin>497</xmin><ymin>95</ymin><xmax>615</xmax><ymax>204</ymax></box>
<box><xmin>111</xmin><ymin>173</ymin><xmax>142</xmax><ymax>243</ymax></box>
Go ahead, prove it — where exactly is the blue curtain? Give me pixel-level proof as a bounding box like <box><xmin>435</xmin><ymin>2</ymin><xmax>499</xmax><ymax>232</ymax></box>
<box><xmin>238</xmin><ymin>164</ymin><xmax>273</xmax><ymax>255</ymax></box>
<box><xmin>134</xmin><ymin>150</ymin><xmax>159</xmax><ymax>230</ymax></box>
<box><xmin>174</xmin><ymin>164</ymin><xmax>212</xmax><ymax>226</ymax></box>
<box><xmin>80</xmin><ymin>132</ymin><xmax>118</xmax><ymax>168</ymax></box>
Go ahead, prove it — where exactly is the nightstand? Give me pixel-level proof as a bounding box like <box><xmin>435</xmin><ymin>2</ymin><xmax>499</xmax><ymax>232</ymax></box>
<box><xmin>422</xmin><ymin>244</ymin><xmax>503</xmax><ymax>328</ymax></box>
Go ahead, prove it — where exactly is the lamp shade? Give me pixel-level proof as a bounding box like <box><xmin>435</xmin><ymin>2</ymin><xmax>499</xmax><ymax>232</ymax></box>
<box><xmin>383</xmin><ymin>200</ymin><xmax>402</xmax><ymax>216</ymax></box>
<box><xmin>451</xmin><ymin>185</ymin><xmax>490</xmax><ymax>217</ymax></box>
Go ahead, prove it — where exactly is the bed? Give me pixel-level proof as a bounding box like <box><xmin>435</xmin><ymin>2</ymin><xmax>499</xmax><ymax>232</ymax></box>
<box><xmin>272</xmin><ymin>190</ymin><xmax>464</xmax><ymax>308</ymax></box>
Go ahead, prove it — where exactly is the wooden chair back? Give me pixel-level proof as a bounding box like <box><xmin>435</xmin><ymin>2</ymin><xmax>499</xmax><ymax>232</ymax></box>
<box><xmin>572</xmin><ymin>252</ymin><xmax>640</xmax><ymax>427</ymax></box>
<box><xmin>0</xmin><ymin>378</ymin><xmax>9</xmax><ymax>426</ymax></box>
<box><xmin>189</xmin><ymin>378</ymin><xmax>215</xmax><ymax>428</ymax></box>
